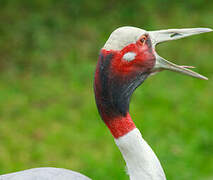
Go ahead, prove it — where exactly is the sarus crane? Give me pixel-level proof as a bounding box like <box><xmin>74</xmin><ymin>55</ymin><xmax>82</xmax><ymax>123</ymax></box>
<box><xmin>0</xmin><ymin>26</ymin><xmax>212</xmax><ymax>180</ymax></box>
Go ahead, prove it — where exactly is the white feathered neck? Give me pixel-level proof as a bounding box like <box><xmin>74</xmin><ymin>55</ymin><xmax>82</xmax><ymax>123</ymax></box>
<box><xmin>115</xmin><ymin>128</ymin><xmax>166</xmax><ymax>180</ymax></box>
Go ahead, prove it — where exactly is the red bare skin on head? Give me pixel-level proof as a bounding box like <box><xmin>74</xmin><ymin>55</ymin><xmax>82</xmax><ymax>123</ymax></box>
<box><xmin>109</xmin><ymin>35</ymin><xmax>156</xmax><ymax>76</ymax></box>
<box><xmin>94</xmin><ymin>34</ymin><xmax>155</xmax><ymax>138</ymax></box>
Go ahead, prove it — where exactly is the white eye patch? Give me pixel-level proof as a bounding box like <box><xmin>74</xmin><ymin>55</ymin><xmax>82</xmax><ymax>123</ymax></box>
<box><xmin>123</xmin><ymin>52</ymin><xmax>136</xmax><ymax>62</ymax></box>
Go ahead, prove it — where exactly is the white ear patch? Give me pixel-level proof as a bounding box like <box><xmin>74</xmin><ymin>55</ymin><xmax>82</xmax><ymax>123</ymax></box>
<box><xmin>123</xmin><ymin>52</ymin><xmax>136</xmax><ymax>62</ymax></box>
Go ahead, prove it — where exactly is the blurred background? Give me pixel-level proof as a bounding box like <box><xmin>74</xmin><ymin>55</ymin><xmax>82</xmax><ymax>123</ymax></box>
<box><xmin>0</xmin><ymin>0</ymin><xmax>213</xmax><ymax>179</ymax></box>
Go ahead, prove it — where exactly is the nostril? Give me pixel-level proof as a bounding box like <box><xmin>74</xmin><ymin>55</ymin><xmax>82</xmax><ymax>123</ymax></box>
<box><xmin>170</xmin><ymin>32</ymin><xmax>182</xmax><ymax>38</ymax></box>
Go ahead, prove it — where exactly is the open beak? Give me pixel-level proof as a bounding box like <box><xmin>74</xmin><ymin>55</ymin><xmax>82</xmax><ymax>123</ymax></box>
<box><xmin>149</xmin><ymin>28</ymin><xmax>212</xmax><ymax>80</ymax></box>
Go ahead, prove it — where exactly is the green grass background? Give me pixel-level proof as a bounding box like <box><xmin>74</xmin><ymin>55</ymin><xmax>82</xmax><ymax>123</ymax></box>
<box><xmin>0</xmin><ymin>0</ymin><xmax>213</xmax><ymax>179</ymax></box>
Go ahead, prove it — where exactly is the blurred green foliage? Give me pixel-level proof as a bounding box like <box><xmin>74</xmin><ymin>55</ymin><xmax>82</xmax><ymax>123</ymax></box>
<box><xmin>0</xmin><ymin>0</ymin><xmax>213</xmax><ymax>179</ymax></box>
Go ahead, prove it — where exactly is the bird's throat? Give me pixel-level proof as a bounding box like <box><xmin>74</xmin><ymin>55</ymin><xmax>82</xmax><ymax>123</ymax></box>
<box><xmin>94</xmin><ymin>49</ymin><xmax>148</xmax><ymax>138</ymax></box>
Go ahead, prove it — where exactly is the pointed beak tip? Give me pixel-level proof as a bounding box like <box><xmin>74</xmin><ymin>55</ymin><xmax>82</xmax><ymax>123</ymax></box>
<box><xmin>197</xmin><ymin>74</ymin><xmax>208</xmax><ymax>80</ymax></box>
<box><xmin>203</xmin><ymin>28</ymin><xmax>213</xmax><ymax>33</ymax></box>
<box><xmin>202</xmin><ymin>76</ymin><xmax>208</xmax><ymax>80</ymax></box>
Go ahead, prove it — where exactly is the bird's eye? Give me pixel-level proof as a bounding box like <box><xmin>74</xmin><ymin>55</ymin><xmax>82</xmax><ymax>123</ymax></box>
<box><xmin>140</xmin><ymin>36</ymin><xmax>147</xmax><ymax>44</ymax></box>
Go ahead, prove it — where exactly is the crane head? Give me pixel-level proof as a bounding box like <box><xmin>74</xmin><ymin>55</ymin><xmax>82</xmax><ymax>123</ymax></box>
<box><xmin>103</xmin><ymin>26</ymin><xmax>212</xmax><ymax>80</ymax></box>
<box><xmin>94</xmin><ymin>26</ymin><xmax>212</xmax><ymax>122</ymax></box>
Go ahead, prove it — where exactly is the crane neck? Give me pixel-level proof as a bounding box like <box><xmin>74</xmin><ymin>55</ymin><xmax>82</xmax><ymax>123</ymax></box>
<box><xmin>115</xmin><ymin>128</ymin><xmax>166</xmax><ymax>180</ymax></box>
<box><xmin>100</xmin><ymin>112</ymin><xmax>136</xmax><ymax>138</ymax></box>
<box><xmin>94</xmin><ymin>49</ymin><xmax>166</xmax><ymax>179</ymax></box>
<box><xmin>94</xmin><ymin>49</ymin><xmax>149</xmax><ymax>138</ymax></box>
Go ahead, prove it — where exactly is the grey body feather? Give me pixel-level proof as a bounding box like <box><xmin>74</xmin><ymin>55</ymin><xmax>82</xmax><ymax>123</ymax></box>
<box><xmin>0</xmin><ymin>167</ymin><xmax>91</xmax><ymax>180</ymax></box>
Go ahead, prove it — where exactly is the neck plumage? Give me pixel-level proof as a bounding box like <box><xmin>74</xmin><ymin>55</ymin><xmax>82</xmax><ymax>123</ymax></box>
<box><xmin>115</xmin><ymin>126</ymin><xmax>166</xmax><ymax>180</ymax></box>
<box><xmin>94</xmin><ymin>50</ymin><xmax>166</xmax><ymax>179</ymax></box>
<box><xmin>102</xmin><ymin>113</ymin><xmax>166</xmax><ymax>180</ymax></box>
